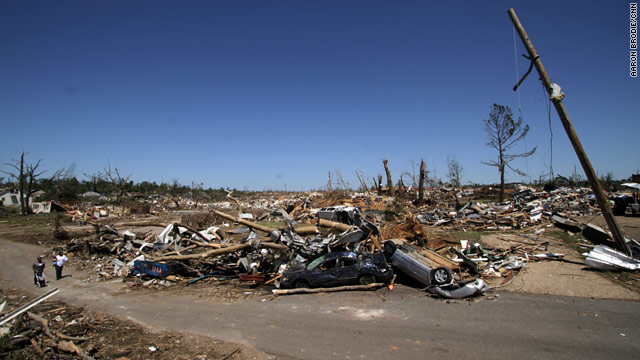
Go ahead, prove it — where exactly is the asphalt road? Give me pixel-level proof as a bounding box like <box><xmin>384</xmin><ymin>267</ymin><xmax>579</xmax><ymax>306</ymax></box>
<box><xmin>2</xmin><ymin>238</ymin><xmax>639</xmax><ymax>359</ymax></box>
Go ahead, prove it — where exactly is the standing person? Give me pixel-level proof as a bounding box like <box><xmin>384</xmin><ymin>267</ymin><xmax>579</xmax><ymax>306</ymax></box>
<box><xmin>54</xmin><ymin>251</ymin><xmax>69</xmax><ymax>280</ymax></box>
<box><xmin>32</xmin><ymin>256</ymin><xmax>46</xmax><ymax>287</ymax></box>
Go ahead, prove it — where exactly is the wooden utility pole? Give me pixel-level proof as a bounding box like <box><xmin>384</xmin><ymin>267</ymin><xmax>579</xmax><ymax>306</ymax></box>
<box><xmin>508</xmin><ymin>8</ymin><xmax>631</xmax><ymax>256</ymax></box>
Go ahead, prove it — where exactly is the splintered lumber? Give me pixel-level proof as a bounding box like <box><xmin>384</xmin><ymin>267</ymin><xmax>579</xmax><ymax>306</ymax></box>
<box><xmin>211</xmin><ymin>210</ymin><xmax>277</xmax><ymax>234</ymax></box>
<box><xmin>369</xmin><ymin>234</ymin><xmax>383</xmax><ymax>251</ymax></box>
<box><xmin>317</xmin><ymin>218</ymin><xmax>352</xmax><ymax>232</ymax></box>
<box><xmin>273</xmin><ymin>283</ymin><xmax>384</xmax><ymax>295</ymax></box>
<box><xmin>419</xmin><ymin>248</ymin><xmax>458</xmax><ymax>268</ymax></box>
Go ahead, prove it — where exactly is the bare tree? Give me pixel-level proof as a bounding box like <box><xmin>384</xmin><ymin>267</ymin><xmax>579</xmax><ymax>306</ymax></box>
<box><xmin>166</xmin><ymin>179</ymin><xmax>185</xmax><ymax>208</ymax></box>
<box><xmin>104</xmin><ymin>162</ymin><xmax>131</xmax><ymax>202</ymax></box>
<box><xmin>83</xmin><ymin>171</ymin><xmax>105</xmax><ymax>193</ymax></box>
<box><xmin>401</xmin><ymin>159</ymin><xmax>420</xmax><ymax>188</ymax></box>
<box><xmin>482</xmin><ymin>104</ymin><xmax>537</xmax><ymax>201</ymax></box>
<box><xmin>45</xmin><ymin>163</ymin><xmax>77</xmax><ymax>201</ymax></box>
<box><xmin>383</xmin><ymin>159</ymin><xmax>394</xmax><ymax>197</ymax></box>
<box><xmin>333</xmin><ymin>169</ymin><xmax>349</xmax><ymax>194</ymax></box>
<box><xmin>447</xmin><ymin>155</ymin><xmax>463</xmax><ymax>188</ymax></box>
<box><xmin>2</xmin><ymin>150</ymin><xmax>46</xmax><ymax>214</ymax></box>
<box><xmin>418</xmin><ymin>159</ymin><xmax>426</xmax><ymax>202</ymax></box>
<box><xmin>191</xmin><ymin>181</ymin><xmax>207</xmax><ymax>208</ymax></box>
<box><xmin>353</xmin><ymin>167</ymin><xmax>368</xmax><ymax>192</ymax></box>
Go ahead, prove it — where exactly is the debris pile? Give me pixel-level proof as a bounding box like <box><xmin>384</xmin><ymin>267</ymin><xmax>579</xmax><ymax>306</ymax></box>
<box><xmin>47</xmin><ymin>185</ymin><xmax>639</xmax><ymax>300</ymax></box>
<box><xmin>412</xmin><ymin>187</ymin><xmax>601</xmax><ymax>231</ymax></box>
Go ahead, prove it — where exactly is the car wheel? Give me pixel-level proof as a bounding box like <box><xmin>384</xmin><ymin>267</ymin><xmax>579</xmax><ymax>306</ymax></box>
<box><xmin>359</xmin><ymin>274</ymin><xmax>375</xmax><ymax>285</ymax></box>
<box><xmin>294</xmin><ymin>280</ymin><xmax>310</xmax><ymax>289</ymax></box>
<box><xmin>430</xmin><ymin>267</ymin><xmax>453</xmax><ymax>286</ymax></box>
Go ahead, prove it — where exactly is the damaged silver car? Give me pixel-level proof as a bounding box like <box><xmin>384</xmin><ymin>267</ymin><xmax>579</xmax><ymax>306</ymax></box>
<box><xmin>383</xmin><ymin>240</ymin><xmax>488</xmax><ymax>299</ymax></box>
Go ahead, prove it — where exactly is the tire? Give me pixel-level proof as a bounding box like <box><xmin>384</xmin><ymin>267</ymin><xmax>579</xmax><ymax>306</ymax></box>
<box><xmin>294</xmin><ymin>280</ymin><xmax>310</xmax><ymax>289</ymax></box>
<box><xmin>359</xmin><ymin>274</ymin><xmax>375</xmax><ymax>286</ymax></box>
<box><xmin>430</xmin><ymin>267</ymin><xmax>453</xmax><ymax>286</ymax></box>
<box><xmin>383</xmin><ymin>241</ymin><xmax>397</xmax><ymax>259</ymax></box>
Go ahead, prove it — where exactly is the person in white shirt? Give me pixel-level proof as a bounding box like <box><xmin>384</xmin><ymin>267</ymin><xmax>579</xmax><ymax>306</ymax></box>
<box><xmin>54</xmin><ymin>251</ymin><xmax>69</xmax><ymax>280</ymax></box>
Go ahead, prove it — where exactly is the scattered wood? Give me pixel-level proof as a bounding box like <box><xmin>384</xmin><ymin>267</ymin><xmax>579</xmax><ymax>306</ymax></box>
<box><xmin>273</xmin><ymin>283</ymin><xmax>384</xmax><ymax>295</ymax></box>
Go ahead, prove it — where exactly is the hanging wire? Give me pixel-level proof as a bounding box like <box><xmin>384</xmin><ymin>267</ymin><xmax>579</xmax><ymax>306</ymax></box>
<box><xmin>545</xmin><ymin>83</ymin><xmax>554</xmax><ymax>182</ymax></box>
<box><xmin>513</xmin><ymin>26</ymin><xmax>530</xmax><ymax>183</ymax></box>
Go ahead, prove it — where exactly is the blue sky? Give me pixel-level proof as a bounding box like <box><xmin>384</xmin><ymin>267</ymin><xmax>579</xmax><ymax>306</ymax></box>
<box><xmin>1</xmin><ymin>1</ymin><xmax>638</xmax><ymax>191</ymax></box>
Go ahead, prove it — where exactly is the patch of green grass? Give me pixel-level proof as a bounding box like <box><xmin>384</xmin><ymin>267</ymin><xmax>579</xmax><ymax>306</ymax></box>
<box><xmin>1</xmin><ymin>213</ymin><xmax>55</xmax><ymax>225</ymax></box>
<box><xmin>449</xmin><ymin>230</ymin><xmax>484</xmax><ymax>241</ymax></box>
<box><xmin>598</xmin><ymin>270</ymin><xmax>640</xmax><ymax>293</ymax></box>
<box><xmin>547</xmin><ymin>229</ymin><xmax>580</xmax><ymax>244</ymax></box>
<box><xmin>0</xmin><ymin>334</ymin><xmax>22</xmax><ymax>358</ymax></box>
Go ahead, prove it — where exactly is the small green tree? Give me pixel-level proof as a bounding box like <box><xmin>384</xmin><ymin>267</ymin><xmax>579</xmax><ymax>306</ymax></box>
<box><xmin>482</xmin><ymin>104</ymin><xmax>536</xmax><ymax>201</ymax></box>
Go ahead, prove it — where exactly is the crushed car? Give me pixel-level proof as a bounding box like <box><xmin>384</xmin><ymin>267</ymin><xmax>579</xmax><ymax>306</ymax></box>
<box><xmin>279</xmin><ymin>251</ymin><xmax>393</xmax><ymax>289</ymax></box>
<box><xmin>383</xmin><ymin>240</ymin><xmax>488</xmax><ymax>299</ymax></box>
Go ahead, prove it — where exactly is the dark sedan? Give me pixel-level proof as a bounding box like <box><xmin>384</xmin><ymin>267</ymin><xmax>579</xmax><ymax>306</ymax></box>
<box><xmin>280</xmin><ymin>251</ymin><xmax>393</xmax><ymax>289</ymax></box>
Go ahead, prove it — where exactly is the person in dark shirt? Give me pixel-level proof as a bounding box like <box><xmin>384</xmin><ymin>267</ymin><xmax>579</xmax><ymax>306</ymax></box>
<box><xmin>32</xmin><ymin>256</ymin><xmax>47</xmax><ymax>287</ymax></box>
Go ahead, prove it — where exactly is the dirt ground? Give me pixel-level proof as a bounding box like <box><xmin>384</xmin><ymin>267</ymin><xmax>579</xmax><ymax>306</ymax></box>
<box><xmin>477</xmin><ymin>214</ymin><xmax>640</xmax><ymax>299</ymax></box>
<box><xmin>0</xmin><ymin>280</ymin><xmax>273</xmax><ymax>360</ymax></box>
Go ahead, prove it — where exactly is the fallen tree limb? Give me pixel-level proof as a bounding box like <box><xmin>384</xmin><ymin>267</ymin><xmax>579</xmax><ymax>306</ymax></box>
<box><xmin>26</xmin><ymin>311</ymin><xmax>89</xmax><ymax>342</ymax></box>
<box><xmin>260</xmin><ymin>242</ymin><xmax>289</xmax><ymax>251</ymax></box>
<box><xmin>317</xmin><ymin>219</ymin><xmax>352</xmax><ymax>232</ymax></box>
<box><xmin>226</xmin><ymin>190</ymin><xmax>244</xmax><ymax>214</ymax></box>
<box><xmin>30</xmin><ymin>338</ymin><xmax>45</xmax><ymax>357</ymax></box>
<box><xmin>211</xmin><ymin>210</ymin><xmax>277</xmax><ymax>234</ymax></box>
<box><xmin>174</xmin><ymin>222</ymin><xmax>218</xmax><ymax>244</ymax></box>
<box><xmin>221</xmin><ymin>347</ymin><xmax>242</xmax><ymax>360</ymax></box>
<box><xmin>58</xmin><ymin>340</ymin><xmax>95</xmax><ymax>360</ymax></box>
<box><xmin>27</xmin><ymin>312</ymin><xmax>56</xmax><ymax>340</ymax></box>
<box><xmin>273</xmin><ymin>283</ymin><xmax>384</xmax><ymax>295</ymax></box>
<box><xmin>294</xmin><ymin>225</ymin><xmax>319</xmax><ymax>235</ymax></box>
<box><xmin>113</xmin><ymin>222</ymin><xmax>167</xmax><ymax>228</ymax></box>
<box><xmin>149</xmin><ymin>243</ymin><xmax>252</xmax><ymax>261</ymax></box>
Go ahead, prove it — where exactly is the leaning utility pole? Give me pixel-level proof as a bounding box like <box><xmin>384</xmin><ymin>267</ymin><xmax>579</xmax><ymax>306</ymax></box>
<box><xmin>508</xmin><ymin>8</ymin><xmax>631</xmax><ymax>256</ymax></box>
